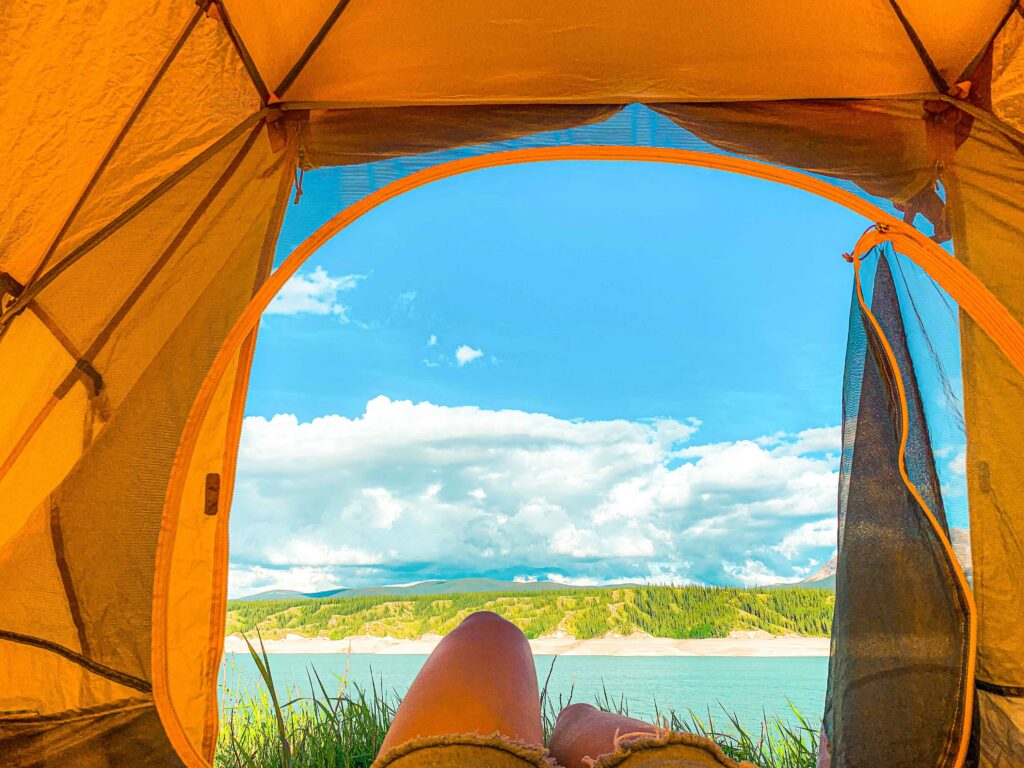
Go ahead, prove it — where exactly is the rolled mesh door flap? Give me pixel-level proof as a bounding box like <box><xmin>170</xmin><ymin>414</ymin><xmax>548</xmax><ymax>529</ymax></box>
<box><xmin>826</xmin><ymin>249</ymin><xmax>972</xmax><ymax>768</ymax></box>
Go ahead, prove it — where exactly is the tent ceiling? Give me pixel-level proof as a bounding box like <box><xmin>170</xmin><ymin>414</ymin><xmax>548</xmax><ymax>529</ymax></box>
<box><xmin>224</xmin><ymin>0</ymin><xmax>1013</xmax><ymax>106</ymax></box>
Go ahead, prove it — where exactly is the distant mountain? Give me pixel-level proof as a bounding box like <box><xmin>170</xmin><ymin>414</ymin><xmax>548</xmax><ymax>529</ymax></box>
<box><xmin>798</xmin><ymin>554</ymin><xmax>837</xmax><ymax>590</ymax></box>
<box><xmin>235</xmin><ymin>577</ymin><xmax>644</xmax><ymax>602</ymax></box>
<box><xmin>764</xmin><ymin>554</ymin><xmax>836</xmax><ymax>591</ymax></box>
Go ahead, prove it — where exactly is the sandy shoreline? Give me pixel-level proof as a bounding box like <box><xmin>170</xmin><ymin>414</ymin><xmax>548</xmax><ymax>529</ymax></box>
<box><xmin>224</xmin><ymin>631</ymin><xmax>829</xmax><ymax>657</ymax></box>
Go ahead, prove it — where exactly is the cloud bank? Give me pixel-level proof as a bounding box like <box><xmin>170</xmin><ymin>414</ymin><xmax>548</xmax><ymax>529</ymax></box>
<box><xmin>229</xmin><ymin>397</ymin><xmax>839</xmax><ymax>597</ymax></box>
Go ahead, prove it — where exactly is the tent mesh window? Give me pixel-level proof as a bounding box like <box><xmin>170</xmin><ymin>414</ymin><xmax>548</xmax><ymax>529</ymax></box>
<box><xmin>826</xmin><ymin>246</ymin><xmax>972</xmax><ymax>768</ymax></box>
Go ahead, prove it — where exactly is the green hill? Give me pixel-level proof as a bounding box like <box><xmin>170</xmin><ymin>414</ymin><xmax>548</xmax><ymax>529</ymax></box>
<box><xmin>226</xmin><ymin>585</ymin><xmax>834</xmax><ymax>641</ymax></box>
<box><xmin>234</xmin><ymin>577</ymin><xmax>645</xmax><ymax>602</ymax></box>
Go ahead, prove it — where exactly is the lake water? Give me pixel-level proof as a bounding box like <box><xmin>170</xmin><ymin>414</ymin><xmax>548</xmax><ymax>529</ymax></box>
<box><xmin>220</xmin><ymin>653</ymin><xmax>827</xmax><ymax>730</ymax></box>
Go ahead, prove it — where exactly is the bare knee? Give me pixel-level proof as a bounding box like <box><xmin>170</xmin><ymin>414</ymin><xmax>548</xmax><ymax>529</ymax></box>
<box><xmin>455</xmin><ymin>611</ymin><xmax>527</xmax><ymax>643</ymax></box>
<box><xmin>555</xmin><ymin>703</ymin><xmax>599</xmax><ymax>729</ymax></box>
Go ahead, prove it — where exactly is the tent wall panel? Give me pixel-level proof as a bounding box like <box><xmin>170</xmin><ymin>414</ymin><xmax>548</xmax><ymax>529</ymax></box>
<box><xmin>30</xmin><ymin>129</ymin><xmax>259</xmax><ymax>362</ymax></box>
<box><xmin>159</xmin><ymin>149</ymin><xmax>294</xmax><ymax>761</ymax></box>
<box><xmin>54</xmin><ymin>12</ymin><xmax>261</xmax><ymax>264</ymax></box>
<box><xmin>0</xmin><ymin>642</ymin><xmax>146</xmax><ymax>722</ymax></box>
<box><xmin>0</xmin><ymin>127</ymin><xmax>292</xmax><ymax>757</ymax></box>
<box><xmin>989</xmin><ymin>11</ymin><xmax>1024</xmax><ymax>129</ymax></box>
<box><xmin>0</xmin><ymin>0</ymin><xmax>193</xmax><ymax>284</ymax></box>
<box><xmin>278</xmin><ymin>0</ymin><xmax>934</xmax><ymax>105</ymax></box>
<box><xmin>1</xmin><ymin>699</ymin><xmax>183</xmax><ymax>768</ymax></box>
<box><xmin>948</xmin><ymin>119</ymin><xmax>1024</xmax><ymax>765</ymax></box>
<box><xmin>0</xmin><ymin>384</ymin><xmax>92</xmax><ymax>550</ymax></box>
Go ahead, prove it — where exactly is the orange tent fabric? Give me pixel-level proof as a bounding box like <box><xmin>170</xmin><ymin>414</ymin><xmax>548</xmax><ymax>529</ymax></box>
<box><xmin>2</xmin><ymin>3</ymin><xmax>1023</xmax><ymax>767</ymax></box>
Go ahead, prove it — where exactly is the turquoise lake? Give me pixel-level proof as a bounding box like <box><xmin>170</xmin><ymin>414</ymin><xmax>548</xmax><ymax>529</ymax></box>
<box><xmin>221</xmin><ymin>653</ymin><xmax>827</xmax><ymax>730</ymax></box>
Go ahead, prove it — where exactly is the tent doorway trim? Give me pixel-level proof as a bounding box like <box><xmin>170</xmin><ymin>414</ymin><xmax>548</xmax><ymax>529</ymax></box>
<box><xmin>152</xmin><ymin>144</ymin><xmax>1018</xmax><ymax>768</ymax></box>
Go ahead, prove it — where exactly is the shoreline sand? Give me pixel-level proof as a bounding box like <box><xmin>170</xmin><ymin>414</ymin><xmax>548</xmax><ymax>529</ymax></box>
<box><xmin>223</xmin><ymin>630</ymin><xmax>829</xmax><ymax>657</ymax></box>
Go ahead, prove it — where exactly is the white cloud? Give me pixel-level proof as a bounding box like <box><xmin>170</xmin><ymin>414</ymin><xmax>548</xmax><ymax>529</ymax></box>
<box><xmin>427</xmin><ymin>334</ymin><xmax>438</xmax><ymax>347</ymax></box>
<box><xmin>723</xmin><ymin>559</ymin><xmax>792</xmax><ymax>587</ymax></box>
<box><xmin>230</xmin><ymin>397</ymin><xmax>839</xmax><ymax>594</ymax></box>
<box><xmin>772</xmin><ymin>518</ymin><xmax>837</xmax><ymax>560</ymax></box>
<box><xmin>759</xmin><ymin>425</ymin><xmax>842</xmax><ymax>457</ymax></box>
<box><xmin>455</xmin><ymin>345</ymin><xmax>484</xmax><ymax>366</ymax></box>
<box><xmin>266</xmin><ymin>266</ymin><xmax>363</xmax><ymax>320</ymax></box>
<box><xmin>227</xmin><ymin>565</ymin><xmax>344</xmax><ymax>598</ymax></box>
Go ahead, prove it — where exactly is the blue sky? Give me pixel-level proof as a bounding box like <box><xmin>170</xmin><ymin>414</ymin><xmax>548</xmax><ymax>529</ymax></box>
<box><xmin>228</xmin><ymin>160</ymin><xmax>872</xmax><ymax>596</ymax></box>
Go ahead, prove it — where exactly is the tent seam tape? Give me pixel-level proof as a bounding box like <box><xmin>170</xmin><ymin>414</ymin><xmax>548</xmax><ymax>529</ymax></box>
<box><xmin>1</xmin><ymin>697</ymin><xmax>153</xmax><ymax>725</ymax></box>
<box><xmin>885</xmin><ymin>0</ymin><xmax>949</xmax><ymax>92</ymax></box>
<box><xmin>272</xmin><ymin>0</ymin><xmax>355</xmax><ymax>98</ymax></box>
<box><xmin>24</xmin><ymin>5</ymin><xmax>206</xmax><ymax>289</ymax></box>
<box><xmin>0</xmin><ymin>629</ymin><xmax>151</xmax><ymax>693</ymax></box>
<box><xmin>81</xmin><ymin>124</ymin><xmax>266</xmax><ymax>362</ymax></box>
<box><xmin>153</xmin><ymin>146</ymin><xmax>1023</xmax><ymax>768</ymax></box>
<box><xmin>976</xmin><ymin>679</ymin><xmax>1024</xmax><ymax>697</ymax></box>
<box><xmin>214</xmin><ymin>1</ymin><xmax>271</xmax><ymax>103</ymax></box>
<box><xmin>48</xmin><ymin>502</ymin><xmax>91</xmax><ymax>657</ymax></box>
<box><xmin>854</xmin><ymin>251</ymin><xmax>976</xmax><ymax>768</ymax></box>
<box><xmin>955</xmin><ymin>0</ymin><xmax>1023</xmax><ymax>84</ymax></box>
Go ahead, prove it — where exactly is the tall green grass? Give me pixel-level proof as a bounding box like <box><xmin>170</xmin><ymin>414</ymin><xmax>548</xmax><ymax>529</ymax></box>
<box><xmin>217</xmin><ymin>636</ymin><xmax>820</xmax><ymax>768</ymax></box>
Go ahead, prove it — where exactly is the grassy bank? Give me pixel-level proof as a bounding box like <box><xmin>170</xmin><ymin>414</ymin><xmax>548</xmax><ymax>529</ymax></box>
<box><xmin>227</xmin><ymin>585</ymin><xmax>834</xmax><ymax>641</ymax></box>
<box><xmin>217</xmin><ymin>639</ymin><xmax>821</xmax><ymax>768</ymax></box>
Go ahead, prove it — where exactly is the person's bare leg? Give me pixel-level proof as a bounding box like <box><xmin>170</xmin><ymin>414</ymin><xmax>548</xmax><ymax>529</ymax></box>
<box><xmin>378</xmin><ymin>611</ymin><xmax>543</xmax><ymax>755</ymax></box>
<box><xmin>548</xmin><ymin>703</ymin><xmax>660</xmax><ymax>768</ymax></box>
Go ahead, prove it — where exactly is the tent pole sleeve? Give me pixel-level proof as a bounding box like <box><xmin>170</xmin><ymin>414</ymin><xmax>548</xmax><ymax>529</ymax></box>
<box><xmin>0</xmin><ymin>630</ymin><xmax>152</xmax><ymax>693</ymax></box>
<box><xmin>272</xmin><ymin>0</ymin><xmax>355</xmax><ymax>97</ymax></box>
<box><xmin>212</xmin><ymin>1</ymin><xmax>270</xmax><ymax>103</ymax></box>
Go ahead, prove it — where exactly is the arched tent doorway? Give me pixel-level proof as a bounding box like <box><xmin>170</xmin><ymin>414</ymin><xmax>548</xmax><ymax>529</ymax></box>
<box><xmin>5</xmin><ymin>5</ymin><xmax>1024</xmax><ymax>768</ymax></box>
<box><xmin>152</xmin><ymin>145</ymin><xmax>1020</xmax><ymax>768</ymax></box>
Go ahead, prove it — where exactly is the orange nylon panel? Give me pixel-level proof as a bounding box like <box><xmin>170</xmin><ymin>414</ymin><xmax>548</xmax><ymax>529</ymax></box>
<box><xmin>0</xmin><ymin>643</ymin><xmax>144</xmax><ymax>720</ymax></box>
<box><xmin>898</xmin><ymin>0</ymin><xmax>1013</xmax><ymax>84</ymax></box>
<box><xmin>29</xmin><ymin>129</ymin><xmax>256</xmax><ymax>382</ymax></box>
<box><xmin>164</xmin><ymin>343</ymin><xmax>247</xmax><ymax>759</ymax></box>
<box><xmin>989</xmin><ymin>10</ymin><xmax>1024</xmax><ymax>130</ymax></box>
<box><xmin>54</xmin><ymin>12</ymin><xmax>260</xmax><ymax>263</ymax></box>
<box><xmin>0</xmin><ymin>314</ymin><xmax>75</xmax><ymax>473</ymax></box>
<box><xmin>145</xmin><ymin>148</ymin><xmax>292</xmax><ymax>765</ymax></box>
<box><xmin>0</xmin><ymin>0</ymin><xmax>191</xmax><ymax>283</ymax></box>
<box><xmin>947</xmin><ymin>116</ymin><xmax>1024</xmax><ymax>765</ymax></box>
<box><xmin>281</xmin><ymin>0</ymin><xmax>933</xmax><ymax>105</ymax></box>
<box><xmin>219</xmin><ymin>0</ymin><xmax>336</xmax><ymax>96</ymax></box>
<box><xmin>0</xmin><ymin>384</ymin><xmax>91</xmax><ymax>550</ymax></box>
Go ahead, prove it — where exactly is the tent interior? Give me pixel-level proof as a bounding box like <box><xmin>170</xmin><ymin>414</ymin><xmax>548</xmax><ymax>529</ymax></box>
<box><xmin>2</xmin><ymin>2</ymin><xmax>1024</xmax><ymax>767</ymax></box>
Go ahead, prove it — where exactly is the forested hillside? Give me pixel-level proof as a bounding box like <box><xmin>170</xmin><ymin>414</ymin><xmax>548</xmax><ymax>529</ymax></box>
<box><xmin>226</xmin><ymin>585</ymin><xmax>834</xmax><ymax>640</ymax></box>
